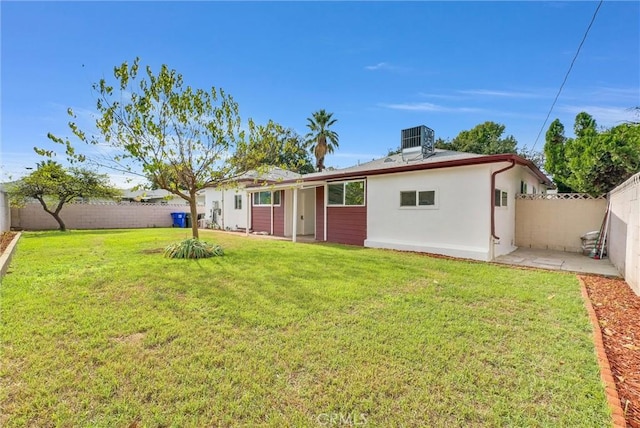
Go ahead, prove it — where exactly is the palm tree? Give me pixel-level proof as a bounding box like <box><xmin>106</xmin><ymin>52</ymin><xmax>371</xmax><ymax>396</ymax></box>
<box><xmin>305</xmin><ymin>109</ymin><xmax>339</xmax><ymax>171</ymax></box>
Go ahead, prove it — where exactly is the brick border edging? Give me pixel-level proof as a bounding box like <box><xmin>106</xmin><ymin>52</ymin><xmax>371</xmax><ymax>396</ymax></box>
<box><xmin>578</xmin><ymin>275</ymin><xmax>627</xmax><ymax>427</ymax></box>
<box><xmin>0</xmin><ymin>232</ymin><xmax>21</xmax><ymax>277</ymax></box>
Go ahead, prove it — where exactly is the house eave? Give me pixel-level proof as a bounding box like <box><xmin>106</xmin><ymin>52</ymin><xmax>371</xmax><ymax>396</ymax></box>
<box><xmin>275</xmin><ymin>154</ymin><xmax>553</xmax><ymax>187</ymax></box>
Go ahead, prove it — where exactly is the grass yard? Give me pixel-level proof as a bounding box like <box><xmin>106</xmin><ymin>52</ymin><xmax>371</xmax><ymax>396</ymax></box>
<box><xmin>1</xmin><ymin>229</ymin><xmax>609</xmax><ymax>426</ymax></box>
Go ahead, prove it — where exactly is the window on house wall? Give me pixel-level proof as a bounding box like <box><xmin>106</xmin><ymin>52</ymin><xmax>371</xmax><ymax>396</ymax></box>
<box><xmin>495</xmin><ymin>189</ymin><xmax>508</xmax><ymax>207</ymax></box>
<box><xmin>327</xmin><ymin>180</ymin><xmax>365</xmax><ymax>206</ymax></box>
<box><xmin>400</xmin><ymin>190</ymin><xmax>436</xmax><ymax>207</ymax></box>
<box><xmin>520</xmin><ymin>181</ymin><xmax>528</xmax><ymax>194</ymax></box>
<box><xmin>234</xmin><ymin>195</ymin><xmax>242</xmax><ymax>210</ymax></box>
<box><xmin>253</xmin><ymin>190</ymin><xmax>281</xmax><ymax>206</ymax></box>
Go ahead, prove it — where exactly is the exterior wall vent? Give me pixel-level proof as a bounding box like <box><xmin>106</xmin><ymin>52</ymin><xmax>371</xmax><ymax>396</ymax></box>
<box><xmin>401</xmin><ymin>125</ymin><xmax>435</xmax><ymax>161</ymax></box>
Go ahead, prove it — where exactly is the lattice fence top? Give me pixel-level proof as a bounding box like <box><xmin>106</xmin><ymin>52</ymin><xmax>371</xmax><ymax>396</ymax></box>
<box><xmin>516</xmin><ymin>193</ymin><xmax>606</xmax><ymax>200</ymax></box>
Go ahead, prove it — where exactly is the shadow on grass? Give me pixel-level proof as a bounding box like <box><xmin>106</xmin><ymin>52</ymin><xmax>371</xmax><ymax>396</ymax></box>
<box><xmin>307</xmin><ymin>242</ymin><xmax>369</xmax><ymax>251</ymax></box>
<box><xmin>23</xmin><ymin>229</ymin><xmax>134</xmax><ymax>238</ymax></box>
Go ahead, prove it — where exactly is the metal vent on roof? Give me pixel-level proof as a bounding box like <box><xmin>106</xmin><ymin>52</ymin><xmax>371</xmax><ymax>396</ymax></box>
<box><xmin>384</xmin><ymin>157</ymin><xmax>395</xmax><ymax>163</ymax></box>
<box><xmin>401</xmin><ymin>125</ymin><xmax>435</xmax><ymax>161</ymax></box>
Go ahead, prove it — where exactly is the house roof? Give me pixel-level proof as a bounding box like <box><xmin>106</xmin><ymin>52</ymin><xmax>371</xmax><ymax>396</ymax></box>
<box><xmin>234</xmin><ymin>166</ymin><xmax>302</xmax><ymax>183</ymax></box>
<box><xmin>246</xmin><ymin>149</ymin><xmax>553</xmax><ymax>188</ymax></box>
<box><xmin>206</xmin><ymin>167</ymin><xmax>302</xmax><ymax>189</ymax></box>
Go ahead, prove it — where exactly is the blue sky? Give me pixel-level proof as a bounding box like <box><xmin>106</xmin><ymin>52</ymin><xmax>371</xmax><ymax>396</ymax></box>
<box><xmin>2</xmin><ymin>1</ymin><xmax>639</xmax><ymax>186</ymax></box>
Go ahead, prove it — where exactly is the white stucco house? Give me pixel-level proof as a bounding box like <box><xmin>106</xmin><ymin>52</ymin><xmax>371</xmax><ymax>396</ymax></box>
<box><xmin>202</xmin><ymin>126</ymin><xmax>553</xmax><ymax>261</ymax></box>
<box><xmin>203</xmin><ymin>168</ymin><xmax>301</xmax><ymax>230</ymax></box>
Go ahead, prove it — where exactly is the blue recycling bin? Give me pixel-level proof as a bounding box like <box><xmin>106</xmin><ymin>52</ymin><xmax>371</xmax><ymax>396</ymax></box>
<box><xmin>171</xmin><ymin>212</ymin><xmax>187</xmax><ymax>228</ymax></box>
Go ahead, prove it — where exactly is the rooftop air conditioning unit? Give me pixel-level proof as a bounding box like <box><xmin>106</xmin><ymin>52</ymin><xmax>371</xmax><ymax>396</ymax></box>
<box><xmin>401</xmin><ymin>125</ymin><xmax>435</xmax><ymax>161</ymax></box>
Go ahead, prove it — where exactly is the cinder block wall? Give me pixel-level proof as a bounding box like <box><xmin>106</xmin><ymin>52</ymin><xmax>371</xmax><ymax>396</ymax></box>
<box><xmin>515</xmin><ymin>196</ymin><xmax>607</xmax><ymax>253</ymax></box>
<box><xmin>608</xmin><ymin>173</ymin><xmax>639</xmax><ymax>295</ymax></box>
<box><xmin>11</xmin><ymin>203</ymin><xmax>204</xmax><ymax>230</ymax></box>
<box><xmin>0</xmin><ymin>191</ymin><xmax>10</xmax><ymax>232</ymax></box>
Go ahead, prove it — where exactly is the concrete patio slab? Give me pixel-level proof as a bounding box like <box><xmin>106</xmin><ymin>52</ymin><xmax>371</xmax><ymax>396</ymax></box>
<box><xmin>532</xmin><ymin>257</ymin><xmax>564</xmax><ymax>267</ymax></box>
<box><xmin>494</xmin><ymin>247</ymin><xmax>621</xmax><ymax>277</ymax></box>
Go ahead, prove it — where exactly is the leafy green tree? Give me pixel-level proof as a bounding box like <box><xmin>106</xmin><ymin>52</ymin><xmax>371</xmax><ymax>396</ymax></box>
<box><xmin>233</xmin><ymin>120</ymin><xmax>314</xmax><ymax>174</ymax></box>
<box><xmin>543</xmin><ymin>119</ymin><xmax>574</xmax><ymax>192</ymax></box>
<box><xmin>7</xmin><ymin>160</ymin><xmax>120</xmax><ymax>231</ymax></box>
<box><xmin>573</xmin><ymin>112</ymin><xmax>597</xmax><ymax>138</ymax></box>
<box><xmin>544</xmin><ymin>112</ymin><xmax>640</xmax><ymax>195</ymax></box>
<box><xmin>48</xmin><ymin>58</ymin><xmax>289</xmax><ymax>239</ymax></box>
<box><xmin>434</xmin><ymin>137</ymin><xmax>451</xmax><ymax>150</ymax></box>
<box><xmin>386</xmin><ymin>146</ymin><xmax>401</xmax><ymax>156</ymax></box>
<box><xmin>304</xmin><ymin>109</ymin><xmax>339</xmax><ymax>171</ymax></box>
<box><xmin>442</xmin><ymin>121</ymin><xmax>517</xmax><ymax>155</ymax></box>
<box><xmin>517</xmin><ymin>145</ymin><xmax>545</xmax><ymax>171</ymax></box>
<box><xmin>566</xmin><ymin>121</ymin><xmax>640</xmax><ymax>195</ymax></box>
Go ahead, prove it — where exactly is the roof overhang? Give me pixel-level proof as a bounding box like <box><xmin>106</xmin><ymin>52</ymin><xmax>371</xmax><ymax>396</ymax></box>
<box><xmin>270</xmin><ymin>154</ymin><xmax>552</xmax><ymax>187</ymax></box>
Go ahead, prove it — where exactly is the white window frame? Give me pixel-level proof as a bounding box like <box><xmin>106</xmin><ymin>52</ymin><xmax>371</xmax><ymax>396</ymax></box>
<box><xmin>327</xmin><ymin>180</ymin><xmax>366</xmax><ymax>207</ymax></box>
<box><xmin>495</xmin><ymin>189</ymin><xmax>508</xmax><ymax>208</ymax></box>
<box><xmin>253</xmin><ymin>190</ymin><xmax>281</xmax><ymax>207</ymax></box>
<box><xmin>234</xmin><ymin>194</ymin><xmax>242</xmax><ymax>210</ymax></box>
<box><xmin>399</xmin><ymin>189</ymin><xmax>438</xmax><ymax>209</ymax></box>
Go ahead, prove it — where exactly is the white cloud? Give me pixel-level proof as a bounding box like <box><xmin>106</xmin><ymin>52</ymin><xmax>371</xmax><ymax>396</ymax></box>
<box><xmin>380</xmin><ymin>102</ymin><xmax>485</xmax><ymax>114</ymax></box>
<box><xmin>417</xmin><ymin>92</ymin><xmax>464</xmax><ymax>100</ymax></box>
<box><xmin>364</xmin><ymin>62</ymin><xmax>408</xmax><ymax>72</ymax></box>
<box><xmin>557</xmin><ymin>105</ymin><xmax>638</xmax><ymax>126</ymax></box>
<box><xmin>331</xmin><ymin>152</ymin><xmax>381</xmax><ymax>159</ymax></box>
<box><xmin>588</xmin><ymin>87</ymin><xmax>640</xmax><ymax>103</ymax></box>
<box><xmin>108</xmin><ymin>173</ymin><xmax>147</xmax><ymax>190</ymax></box>
<box><xmin>364</xmin><ymin>62</ymin><xmax>390</xmax><ymax>71</ymax></box>
<box><xmin>457</xmin><ymin>89</ymin><xmax>543</xmax><ymax>98</ymax></box>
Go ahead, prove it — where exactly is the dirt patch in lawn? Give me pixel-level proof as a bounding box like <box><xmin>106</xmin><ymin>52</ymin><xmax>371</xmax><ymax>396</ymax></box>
<box><xmin>583</xmin><ymin>275</ymin><xmax>640</xmax><ymax>428</ymax></box>
<box><xmin>112</xmin><ymin>332</ymin><xmax>146</xmax><ymax>346</ymax></box>
<box><xmin>0</xmin><ymin>232</ymin><xmax>17</xmax><ymax>255</ymax></box>
<box><xmin>141</xmin><ymin>248</ymin><xmax>164</xmax><ymax>254</ymax></box>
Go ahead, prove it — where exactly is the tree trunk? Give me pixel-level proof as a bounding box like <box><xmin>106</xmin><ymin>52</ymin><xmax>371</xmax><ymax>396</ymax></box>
<box><xmin>52</xmin><ymin>212</ymin><xmax>67</xmax><ymax>232</ymax></box>
<box><xmin>188</xmin><ymin>194</ymin><xmax>200</xmax><ymax>239</ymax></box>
<box><xmin>36</xmin><ymin>197</ymin><xmax>67</xmax><ymax>231</ymax></box>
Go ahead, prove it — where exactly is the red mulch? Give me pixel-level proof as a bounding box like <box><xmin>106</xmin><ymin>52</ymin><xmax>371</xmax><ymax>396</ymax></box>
<box><xmin>584</xmin><ymin>275</ymin><xmax>640</xmax><ymax>428</ymax></box>
<box><xmin>0</xmin><ymin>232</ymin><xmax>17</xmax><ymax>255</ymax></box>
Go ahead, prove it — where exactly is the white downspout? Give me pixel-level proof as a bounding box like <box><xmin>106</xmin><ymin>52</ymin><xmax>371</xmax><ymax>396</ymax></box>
<box><xmin>221</xmin><ymin>190</ymin><xmax>225</xmax><ymax>230</ymax></box>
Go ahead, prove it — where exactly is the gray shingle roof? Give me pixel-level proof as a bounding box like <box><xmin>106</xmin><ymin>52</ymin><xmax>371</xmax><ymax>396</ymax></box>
<box><xmin>302</xmin><ymin>149</ymin><xmax>484</xmax><ymax>179</ymax></box>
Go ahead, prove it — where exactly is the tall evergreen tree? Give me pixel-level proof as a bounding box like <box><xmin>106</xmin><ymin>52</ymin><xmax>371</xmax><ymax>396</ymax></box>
<box><xmin>543</xmin><ymin>119</ymin><xmax>574</xmax><ymax>192</ymax></box>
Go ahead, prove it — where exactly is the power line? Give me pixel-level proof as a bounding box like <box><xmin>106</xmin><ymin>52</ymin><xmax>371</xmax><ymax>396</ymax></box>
<box><xmin>531</xmin><ymin>0</ymin><xmax>604</xmax><ymax>151</ymax></box>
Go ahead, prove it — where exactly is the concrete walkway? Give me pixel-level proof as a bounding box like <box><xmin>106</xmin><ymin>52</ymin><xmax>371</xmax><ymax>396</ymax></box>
<box><xmin>494</xmin><ymin>247</ymin><xmax>621</xmax><ymax>277</ymax></box>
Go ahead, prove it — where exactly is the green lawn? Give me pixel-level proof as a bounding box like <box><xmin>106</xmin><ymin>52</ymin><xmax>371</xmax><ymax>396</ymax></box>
<box><xmin>1</xmin><ymin>229</ymin><xmax>609</xmax><ymax>427</ymax></box>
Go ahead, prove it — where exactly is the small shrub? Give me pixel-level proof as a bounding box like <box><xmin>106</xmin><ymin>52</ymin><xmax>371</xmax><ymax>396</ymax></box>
<box><xmin>164</xmin><ymin>238</ymin><xmax>224</xmax><ymax>259</ymax></box>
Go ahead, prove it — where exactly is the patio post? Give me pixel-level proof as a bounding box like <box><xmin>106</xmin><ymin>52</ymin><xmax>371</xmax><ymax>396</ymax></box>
<box><xmin>323</xmin><ymin>183</ymin><xmax>328</xmax><ymax>241</ymax></box>
<box><xmin>292</xmin><ymin>187</ymin><xmax>298</xmax><ymax>243</ymax></box>
<box><xmin>245</xmin><ymin>190</ymin><xmax>250</xmax><ymax>236</ymax></box>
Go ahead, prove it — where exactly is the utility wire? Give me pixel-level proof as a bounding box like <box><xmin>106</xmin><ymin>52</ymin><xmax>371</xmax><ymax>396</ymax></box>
<box><xmin>532</xmin><ymin>0</ymin><xmax>604</xmax><ymax>151</ymax></box>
